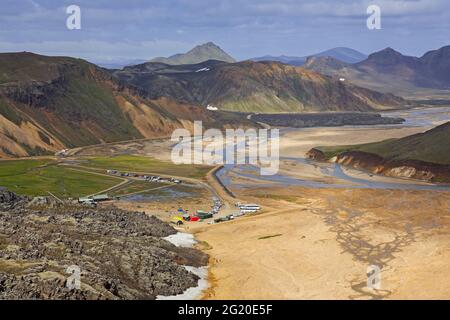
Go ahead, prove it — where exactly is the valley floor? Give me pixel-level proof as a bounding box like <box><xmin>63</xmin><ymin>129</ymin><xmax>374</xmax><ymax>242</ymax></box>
<box><xmin>1</xmin><ymin>107</ymin><xmax>449</xmax><ymax>300</ymax></box>
<box><xmin>190</xmin><ymin>114</ymin><xmax>450</xmax><ymax>300</ymax></box>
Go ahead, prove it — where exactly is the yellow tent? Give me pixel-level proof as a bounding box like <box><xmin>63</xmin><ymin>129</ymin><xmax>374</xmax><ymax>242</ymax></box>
<box><xmin>171</xmin><ymin>216</ymin><xmax>184</xmax><ymax>224</ymax></box>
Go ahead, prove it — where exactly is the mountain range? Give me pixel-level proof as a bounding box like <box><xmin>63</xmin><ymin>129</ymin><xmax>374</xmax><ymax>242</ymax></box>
<box><xmin>150</xmin><ymin>42</ymin><xmax>236</xmax><ymax>65</ymax></box>
<box><xmin>3</xmin><ymin>43</ymin><xmax>450</xmax><ymax>158</ymax></box>
<box><xmin>304</xmin><ymin>46</ymin><xmax>450</xmax><ymax>99</ymax></box>
<box><xmin>114</xmin><ymin>59</ymin><xmax>406</xmax><ymax>113</ymax></box>
<box><xmin>0</xmin><ymin>52</ymin><xmax>247</xmax><ymax>157</ymax></box>
<box><xmin>251</xmin><ymin>47</ymin><xmax>368</xmax><ymax>65</ymax></box>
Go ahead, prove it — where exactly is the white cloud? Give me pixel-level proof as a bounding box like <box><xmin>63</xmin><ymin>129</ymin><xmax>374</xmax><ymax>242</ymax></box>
<box><xmin>0</xmin><ymin>0</ymin><xmax>448</xmax><ymax>60</ymax></box>
<box><xmin>251</xmin><ymin>0</ymin><xmax>446</xmax><ymax>17</ymax></box>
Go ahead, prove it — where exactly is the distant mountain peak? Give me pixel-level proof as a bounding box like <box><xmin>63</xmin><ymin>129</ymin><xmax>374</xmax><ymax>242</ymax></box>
<box><xmin>304</xmin><ymin>55</ymin><xmax>349</xmax><ymax>70</ymax></box>
<box><xmin>364</xmin><ymin>47</ymin><xmax>418</xmax><ymax>66</ymax></box>
<box><xmin>251</xmin><ymin>47</ymin><xmax>367</xmax><ymax>65</ymax></box>
<box><xmin>150</xmin><ymin>42</ymin><xmax>236</xmax><ymax>65</ymax></box>
<box><xmin>201</xmin><ymin>41</ymin><xmax>219</xmax><ymax>47</ymax></box>
<box><xmin>368</xmin><ymin>47</ymin><xmax>411</xmax><ymax>59</ymax></box>
<box><xmin>188</xmin><ymin>42</ymin><xmax>221</xmax><ymax>52</ymax></box>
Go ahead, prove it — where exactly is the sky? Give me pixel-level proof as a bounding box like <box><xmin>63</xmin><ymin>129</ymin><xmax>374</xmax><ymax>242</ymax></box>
<box><xmin>0</xmin><ymin>0</ymin><xmax>449</xmax><ymax>64</ymax></box>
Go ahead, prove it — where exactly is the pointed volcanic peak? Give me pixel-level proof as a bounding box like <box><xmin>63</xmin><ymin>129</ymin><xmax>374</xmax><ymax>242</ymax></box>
<box><xmin>150</xmin><ymin>42</ymin><xmax>236</xmax><ymax>65</ymax></box>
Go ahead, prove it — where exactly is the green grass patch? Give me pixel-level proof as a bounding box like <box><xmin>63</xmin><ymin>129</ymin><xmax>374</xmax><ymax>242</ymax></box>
<box><xmin>85</xmin><ymin>155</ymin><xmax>212</xmax><ymax>179</ymax></box>
<box><xmin>0</xmin><ymin>160</ymin><xmax>121</xmax><ymax>198</ymax></box>
<box><xmin>316</xmin><ymin>139</ymin><xmax>404</xmax><ymax>160</ymax></box>
<box><xmin>110</xmin><ymin>180</ymin><xmax>166</xmax><ymax>196</ymax></box>
<box><xmin>0</xmin><ymin>159</ymin><xmax>53</xmax><ymax>177</ymax></box>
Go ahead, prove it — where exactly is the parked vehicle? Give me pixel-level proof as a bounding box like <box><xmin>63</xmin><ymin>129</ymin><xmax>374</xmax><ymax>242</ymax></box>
<box><xmin>196</xmin><ymin>211</ymin><xmax>213</xmax><ymax>219</ymax></box>
<box><xmin>170</xmin><ymin>216</ymin><xmax>184</xmax><ymax>226</ymax></box>
<box><xmin>239</xmin><ymin>204</ymin><xmax>261</xmax><ymax>211</ymax></box>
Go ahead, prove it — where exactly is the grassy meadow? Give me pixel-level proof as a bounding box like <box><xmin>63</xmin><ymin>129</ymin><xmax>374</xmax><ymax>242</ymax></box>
<box><xmin>0</xmin><ymin>159</ymin><xmax>121</xmax><ymax>198</ymax></box>
<box><xmin>0</xmin><ymin>155</ymin><xmax>212</xmax><ymax>198</ymax></box>
<box><xmin>85</xmin><ymin>155</ymin><xmax>212</xmax><ymax>179</ymax></box>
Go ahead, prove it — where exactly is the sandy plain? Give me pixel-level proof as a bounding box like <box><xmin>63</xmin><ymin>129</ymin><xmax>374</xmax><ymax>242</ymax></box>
<box><xmin>193</xmin><ymin>124</ymin><xmax>450</xmax><ymax>300</ymax></box>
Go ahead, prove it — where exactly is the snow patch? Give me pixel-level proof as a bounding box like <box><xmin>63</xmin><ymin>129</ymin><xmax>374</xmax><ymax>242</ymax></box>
<box><xmin>156</xmin><ymin>266</ymin><xmax>209</xmax><ymax>300</ymax></box>
<box><xmin>163</xmin><ymin>232</ymin><xmax>197</xmax><ymax>248</ymax></box>
<box><xmin>158</xmin><ymin>232</ymin><xmax>208</xmax><ymax>300</ymax></box>
<box><xmin>195</xmin><ymin>67</ymin><xmax>210</xmax><ymax>73</ymax></box>
<box><xmin>207</xmin><ymin>104</ymin><xmax>218</xmax><ymax>111</ymax></box>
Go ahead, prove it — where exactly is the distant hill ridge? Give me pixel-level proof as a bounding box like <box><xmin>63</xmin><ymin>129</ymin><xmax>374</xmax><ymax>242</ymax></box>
<box><xmin>251</xmin><ymin>47</ymin><xmax>368</xmax><ymax>65</ymax></box>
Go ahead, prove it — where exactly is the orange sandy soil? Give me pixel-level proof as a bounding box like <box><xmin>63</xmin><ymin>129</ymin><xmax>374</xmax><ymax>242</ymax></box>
<box><xmin>195</xmin><ymin>186</ymin><xmax>450</xmax><ymax>300</ymax></box>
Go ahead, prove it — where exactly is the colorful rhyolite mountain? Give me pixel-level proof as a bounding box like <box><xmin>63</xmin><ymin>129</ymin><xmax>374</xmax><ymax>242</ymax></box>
<box><xmin>0</xmin><ymin>52</ymin><xmax>246</xmax><ymax>157</ymax></box>
<box><xmin>114</xmin><ymin>59</ymin><xmax>407</xmax><ymax>113</ymax></box>
<box><xmin>0</xmin><ymin>47</ymin><xmax>412</xmax><ymax>157</ymax></box>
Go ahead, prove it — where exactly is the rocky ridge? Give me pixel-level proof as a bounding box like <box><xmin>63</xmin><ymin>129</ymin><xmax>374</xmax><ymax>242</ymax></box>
<box><xmin>0</xmin><ymin>190</ymin><xmax>207</xmax><ymax>299</ymax></box>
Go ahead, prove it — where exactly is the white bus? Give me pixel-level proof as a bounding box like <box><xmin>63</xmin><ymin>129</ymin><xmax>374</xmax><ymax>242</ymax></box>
<box><xmin>240</xmin><ymin>209</ymin><xmax>258</xmax><ymax>214</ymax></box>
<box><xmin>239</xmin><ymin>204</ymin><xmax>261</xmax><ymax>211</ymax></box>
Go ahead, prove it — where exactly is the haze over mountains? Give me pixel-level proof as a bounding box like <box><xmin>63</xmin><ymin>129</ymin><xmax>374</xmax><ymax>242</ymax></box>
<box><xmin>96</xmin><ymin>43</ymin><xmax>366</xmax><ymax>68</ymax></box>
<box><xmin>304</xmin><ymin>46</ymin><xmax>450</xmax><ymax>99</ymax></box>
<box><xmin>251</xmin><ymin>47</ymin><xmax>368</xmax><ymax>65</ymax></box>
